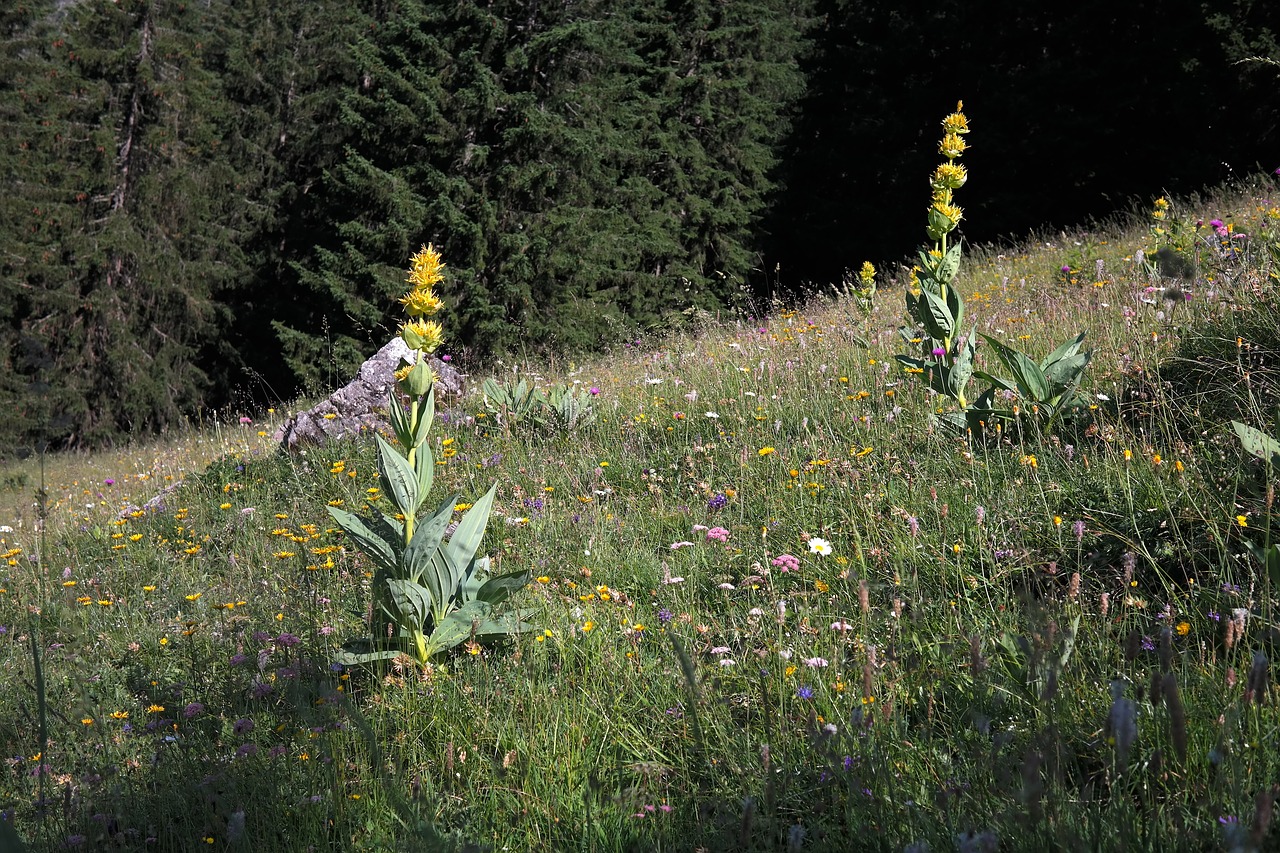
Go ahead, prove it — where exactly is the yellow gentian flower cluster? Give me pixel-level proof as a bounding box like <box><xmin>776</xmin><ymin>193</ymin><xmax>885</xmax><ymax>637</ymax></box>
<box><xmin>399</xmin><ymin>244</ymin><xmax>446</xmax><ymax>354</ymax></box>
<box><xmin>927</xmin><ymin>101</ymin><xmax>969</xmax><ymax>242</ymax></box>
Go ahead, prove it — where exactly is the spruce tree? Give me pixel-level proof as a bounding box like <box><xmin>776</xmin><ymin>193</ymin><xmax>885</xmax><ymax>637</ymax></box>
<box><xmin>1</xmin><ymin>0</ymin><xmax>250</xmax><ymax>449</ymax></box>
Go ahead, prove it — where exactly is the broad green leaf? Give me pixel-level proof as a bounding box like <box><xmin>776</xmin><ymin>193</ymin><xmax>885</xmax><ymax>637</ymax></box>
<box><xmin>937</xmin><ymin>241</ymin><xmax>963</xmax><ymax>284</ymax></box>
<box><xmin>333</xmin><ymin>649</ymin><xmax>408</xmax><ymax>666</ymax></box>
<box><xmin>415</xmin><ymin>444</ymin><xmax>435</xmax><ymax>498</ymax></box>
<box><xmin>386</xmin><ymin>579</ymin><xmax>433</xmax><ymax>630</ymax></box>
<box><xmin>473</xmin><ymin>608</ymin><xmax>539</xmax><ymax>639</ymax></box>
<box><xmin>444</xmin><ymin>482</ymin><xmax>498</xmax><ymax>583</ymax></box>
<box><xmin>376</xmin><ymin>434</ymin><xmax>420</xmax><ymax>518</ymax></box>
<box><xmin>429</xmin><ymin>600</ymin><xmax>493</xmax><ymax>654</ymax></box>
<box><xmin>973</xmin><ymin>370</ymin><xmax>1018</xmax><ymax>395</ymax></box>
<box><xmin>980</xmin><ymin>334</ymin><xmax>1049</xmax><ymax>402</ymax></box>
<box><xmin>386</xmin><ymin>388</ymin><xmax>414</xmax><ymax>449</ymax></box>
<box><xmin>933</xmin><ymin>411</ymin><xmax>969</xmax><ymax>435</ymax></box>
<box><xmin>457</xmin><ymin>555</ymin><xmax>491</xmax><ymax>605</ymax></box>
<box><xmin>333</xmin><ymin>639</ymin><xmax>408</xmax><ymax>666</ymax></box>
<box><xmin>895</xmin><ymin>354</ymin><xmax>926</xmax><ymax>373</ymax></box>
<box><xmin>1043</xmin><ymin>351</ymin><xmax>1091</xmax><ymax>393</ymax></box>
<box><xmin>404</xmin><ymin>493</ymin><xmax>457</xmax><ymax>592</ymax></box>
<box><xmin>949</xmin><ymin>339</ymin><xmax>975</xmax><ymax>400</ymax></box>
<box><xmin>944</xmin><ymin>280</ymin><xmax>965</xmax><ymax>332</ymax></box>
<box><xmin>917</xmin><ymin>248</ymin><xmax>939</xmax><ymax>279</ymax></box>
<box><xmin>919</xmin><ymin>289</ymin><xmax>954</xmax><ymax>342</ymax></box>
<box><xmin>475</xmin><ymin>569</ymin><xmax>529</xmax><ymax>608</ymax></box>
<box><xmin>367</xmin><ymin>513</ymin><xmax>405</xmax><ymax>559</ymax></box>
<box><xmin>1232</xmin><ymin>420</ymin><xmax>1280</xmax><ymax>467</ymax></box>
<box><xmin>414</xmin><ymin>383</ymin><xmax>435</xmax><ymax>446</ymax></box>
<box><xmin>1041</xmin><ymin>332</ymin><xmax>1087</xmax><ymax>371</ymax></box>
<box><xmin>326</xmin><ymin>506</ymin><xmax>399</xmax><ymax>574</ymax></box>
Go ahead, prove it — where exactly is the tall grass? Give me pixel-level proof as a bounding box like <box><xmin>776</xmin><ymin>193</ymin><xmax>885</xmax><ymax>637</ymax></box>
<box><xmin>2</xmin><ymin>178</ymin><xmax>1279</xmax><ymax>851</ymax></box>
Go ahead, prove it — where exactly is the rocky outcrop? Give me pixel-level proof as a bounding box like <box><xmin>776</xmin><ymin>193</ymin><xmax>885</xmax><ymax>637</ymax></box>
<box><xmin>273</xmin><ymin>339</ymin><xmax>464</xmax><ymax>450</ymax></box>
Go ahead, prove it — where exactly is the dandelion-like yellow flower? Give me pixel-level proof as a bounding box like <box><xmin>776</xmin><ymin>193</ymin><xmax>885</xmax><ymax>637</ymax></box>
<box><xmin>407</xmin><ymin>243</ymin><xmax>445</xmax><ymax>290</ymax></box>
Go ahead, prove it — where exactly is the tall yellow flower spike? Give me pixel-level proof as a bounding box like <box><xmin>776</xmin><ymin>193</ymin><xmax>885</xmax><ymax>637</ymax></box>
<box><xmin>406</xmin><ymin>243</ymin><xmax>445</xmax><ymax>290</ymax></box>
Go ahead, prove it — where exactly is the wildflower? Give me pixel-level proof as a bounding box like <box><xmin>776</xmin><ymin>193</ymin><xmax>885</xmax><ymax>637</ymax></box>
<box><xmin>706</xmin><ymin>526</ymin><xmax>730</xmax><ymax>543</ymax></box>
<box><xmin>1175</xmin><ymin>621</ymin><xmax>1190</xmax><ymax>636</ymax></box>
<box><xmin>401</xmin><ymin>319</ymin><xmax>444</xmax><ymax>354</ymax></box>
<box><xmin>796</xmin><ymin>685</ymin><xmax>815</xmax><ymax>700</ymax></box>
<box><xmin>399</xmin><ymin>287</ymin><xmax>444</xmax><ymax>317</ymax></box>
<box><xmin>831</xmin><ymin>620</ymin><xmax>853</xmax><ymax>632</ymax></box>
<box><xmin>941</xmin><ymin>103</ymin><xmax>969</xmax><ymax>135</ymax></box>
<box><xmin>406</xmin><ymin>243</ymin><xmax>445</xmax><ymax>289</ymax></box>
<box><xmin>939</xmin><ymin>133</ymin><xmax>967</xmax><ymax>159</ymax></box>
<box><xmin>758</xmin><ymin>446</ymin><xmax>775</xmax><ymax>456</ymax></box>
<box><xmin>183</xmin><ymin>702</ymin><xmax>205</xmax><ymax>719</ymax></box>
<box><xmin>931</xmin><ymin>161</ymin><xmax>968</xmax><ymax>190</ymax></box>
<box><xmin>1236</xmin><ymin>515</ymin><xmax>1248</xmax><ymax>527</ymax></box>
<box><xmin>771</xmin><ymin>553</ymin><xmax>801</xmax><ymax>573</ymax></box>
<box><xmin>804</xmin><ymin>657</ymin><xmax>829</xmax><ymax>668</ymax></box>
<box><xmin>808</xmin><ymin>537</ymin><xmax>833</xmax><ymax>556</ymax></box>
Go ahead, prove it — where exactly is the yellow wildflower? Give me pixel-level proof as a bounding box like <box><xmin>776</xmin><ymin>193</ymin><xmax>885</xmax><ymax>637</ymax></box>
<box><xmin>406</xmin><ymin>243</ymin><xmax>445</xmax><ymax>290</ymax></box>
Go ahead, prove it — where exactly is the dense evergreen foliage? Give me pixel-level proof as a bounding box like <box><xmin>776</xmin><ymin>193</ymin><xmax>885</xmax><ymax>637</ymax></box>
<box><xmin>1</xmin><ymin>0</ymin><xmax>1276</xmax><ymax>450</ymax></box>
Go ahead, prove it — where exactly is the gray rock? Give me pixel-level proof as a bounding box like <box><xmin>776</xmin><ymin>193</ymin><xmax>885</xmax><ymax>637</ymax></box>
<box><xmin>274</xmin><ymin>339</ymin><xmax>464</xmax><ymax>451</ymax></box>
